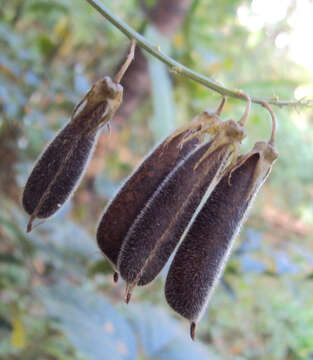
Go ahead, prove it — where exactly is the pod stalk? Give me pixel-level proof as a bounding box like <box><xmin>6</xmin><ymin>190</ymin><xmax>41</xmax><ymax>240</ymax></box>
<box><xmin>215</xmin><ymin>96</ymin><xmax>227</xmax><ymax>116</ymax></box>
<box><xmin>261</xmin><ymin>102</ymin><xmax>277</xmax><ymax>146</ymax></box>
<box><xmin>114</xmin><ymin>40</ymin><xmax>136</xmax><ymax>83</ymax></box>
<box><xmin>237</xmin><ymin>91</ymin><xmax>251</xmax><ymax>126</ymax></box>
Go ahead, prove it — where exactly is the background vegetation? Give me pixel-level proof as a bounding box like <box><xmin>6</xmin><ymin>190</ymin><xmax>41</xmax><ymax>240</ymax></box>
<box><xmin>1</xmin><ymin>0</ymin><xmax>313</xmax><ymax>359</ymax></box>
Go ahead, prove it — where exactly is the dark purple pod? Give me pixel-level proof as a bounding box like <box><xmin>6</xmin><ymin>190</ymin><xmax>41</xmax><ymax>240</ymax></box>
<box><xmin>22</xmin><ymin>123</ymin><xmax>97</xmax><ymax>222</ymax></box>
<box><xmin>118</xmin><ymin>116</ymin><xmax>247</xmax><ymax>294</ymax></box>
<box><xmin>22</xmin><ymin>41</ymin><xmax>136</xmax><ymax>232</ymax></box>
<box><xmin>118</xmin><ymin>140</ymin><xmax>233</xmax><ymax>290</ymax></box>
<box><xmin>96</xmin><ymin>130</ymin><xmax>199</xmax><ymax>272</ymax></box>
<box><xmin>97</xmin><ymin>98</ymin><xmax>232</xmax><ymax>282</ymax></box>
<box><xmin>23</xmin><ymin>77</ymin><xmax>125</xmax><ymax>232</ymax></box>
<box><xmin>135</xmin><ymin>143</ymin><xmax>229</xmax><ymax>287</ymax></box>
<box><xmin>165</xmin><ymin>141</ymin><xmax>278</xmax><ymax>340</ymax></box>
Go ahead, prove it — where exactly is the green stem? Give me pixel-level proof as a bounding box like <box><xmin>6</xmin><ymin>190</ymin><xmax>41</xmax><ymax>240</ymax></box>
<box><xmin>85</xmin><ymin>0</ymin><xmax>310</xmax><ymax>108</ymax></box>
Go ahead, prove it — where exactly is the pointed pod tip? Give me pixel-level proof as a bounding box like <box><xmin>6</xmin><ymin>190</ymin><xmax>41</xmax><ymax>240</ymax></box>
<box><xmin>125</xmin><ymin>291</ymin><xmax>132</xmax><ymax>304</ymax></box>
<box><xmin>26</xmin><ymin>219</ymin><xmax>33</xmax><ymax>233</ymax></box>
<box><xmin>190</xmin><ymin>321</ymin><xmax>197</xmax><ymax>341</ymax></box>
<box><xmin>26</xmin><ymin>218</ymin><xmax>46</xmax><ymax>233</ymax></box>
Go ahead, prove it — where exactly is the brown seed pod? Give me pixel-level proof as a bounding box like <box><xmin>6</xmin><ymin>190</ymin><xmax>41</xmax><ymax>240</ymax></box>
<box><xmin>97</xmin><ymin>98</ymin><xmax>226</xmax><ymax>282</ymax></box>
<box><xmin>97</xmin><ymin>97</ymin><xmax>229</xmax><ymax>282</ymax></box>
<box><xmin>22</xmin><ymin>41</ymin><xmax>136</xmax><ymax>232</ymax></box>
<box><xmin>96</xmin><ymin>128</ymin><xmax>200</xmax><ymax>275</ymax></box>
<box><xmin>165</xmin><ymin>103</ymin><xmax>279</xmax><ymax>340</ymax></box>
<box><xmin>118</xmin><ymin>95</ymin><xmax>251</xmax><ymax>300</ymax></box>
<box><xmin>23</xmin><ymin>125</ymin><xmax>97</xmax><ymax>220</ymax></box>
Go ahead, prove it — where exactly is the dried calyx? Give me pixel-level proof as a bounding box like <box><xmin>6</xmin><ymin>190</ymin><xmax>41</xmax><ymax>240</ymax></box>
<box><xmin>23</xmin><ymin>41</ymin><xmax>136</xmax><ymax>232</ymax></box>
<box><xmin>165</xmin><ymin>102</ymin><xmax>278</xmax><ymax>340</ymax></box>
<box><xmin>70</xmin><ymin>40</ymin><xmax>136</xmax><ymax>134</ymax></box>
<box><xmin>167</xmin><ymin>92</ymin><xmax>250</xmax><ymax>169</ymax></box>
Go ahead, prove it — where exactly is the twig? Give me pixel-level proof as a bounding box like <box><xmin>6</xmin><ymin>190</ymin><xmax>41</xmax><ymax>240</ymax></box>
<box><xmin>85</xmin><ymin>0</ymin><xmax>311</xmax><ymax>108</ymax></box>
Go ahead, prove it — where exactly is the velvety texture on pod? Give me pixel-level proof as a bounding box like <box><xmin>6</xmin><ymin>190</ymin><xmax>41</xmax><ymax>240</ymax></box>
<box><xmin>22</xmin><ymin>42</ymin><xmax>136</xmax><ymax>232</ymax></box>
<box><xmin>118</xmin><ymin>139</ymin><xmax>236</xmax><ymax>290</ymax></box>
<box><xmin>22</xmin><ymin>79</ymin><xmax>124</xmax><ymax>233</ymax></box>
<box><xmin>23</xmin><ymin>123</ymin><xmax>97</xmax><ymax>220</ymax></box>
<box><xmin>22</xmin><ymin>81</ymin><xmax>120</xmax><ymax>233</ymax></box>
<box><xmin>117</xmin><ymin>107</ymin><xmax>248</xmax><ymax>295</ymax></box>
<box><xmin>165</xmin><ymin>140</ymin><xmax>278</xmax><ymax>340</ymax></box>
<box><xmin>96</xmin><ymin>131</ymin><xmax>199</xmax><ymax>270</ymax></box>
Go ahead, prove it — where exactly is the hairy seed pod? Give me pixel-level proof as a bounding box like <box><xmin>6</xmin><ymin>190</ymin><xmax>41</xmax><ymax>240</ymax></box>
<box><xmin>97</xmin><ymin>97</ymin><xmax>229</xmax><ymax>281</ymax></box>
<box><xmin>96</xmin><ymin>130</ymin><xmax>200</xmax><ymax>273</ymax></box>
<box><xmin>22</xmin><ymin>41</ymin><xmax>136</xmax><ymax>232</ymax></box>
<box><xmin>117</xmin><ymin>95</ymin><xmax>251</xmax><ymax>299</ymax></box>
<box><xmin>129</xmin><ymin>143</ymin><xmax>227</xmax><ymax>286</ymax></box>
<box><xmin>118</xmin><ymin>108</ymin><xmax>249</xmax><ymax>299</ymax></box>
<box><xmin>23</xmin><ymin>124</ymin><xmax>97</xmax><ymax>220</ymax></box>
<box><xmin>165</xmin><ymin>104</ymin><xmax>278</xmax><ymax>340</ymax></box>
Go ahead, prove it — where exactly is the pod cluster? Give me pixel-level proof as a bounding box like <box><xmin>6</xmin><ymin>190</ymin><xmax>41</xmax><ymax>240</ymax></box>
<box><xmin>97</xmin><ymin>97</ymin><xmax>279</xmax><ymax>340</ymax></box>
<box><xmin>22</xmin><ymin>41</ymin><xmax>279</xmax><ymax>340</ymax></box>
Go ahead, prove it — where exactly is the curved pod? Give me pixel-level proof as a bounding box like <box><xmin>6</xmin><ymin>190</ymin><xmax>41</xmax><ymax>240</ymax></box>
<box><xmin>117</xmin><ymin>121</ymin><xmax>244</xmax><ymax>294</ymax></box>
<box><xmin>23</xmin><ymin>123</ymin><xmax>97</xmax><ymax>221</ymax></box>
<box><xmin>165</xmin><ymin>141</ymin><xmax>278</xmax><ymax>340</ymax></box>
<box><xmin>96</xmin><ymin>131</ymin><xmax>199</xmax><ymax>271</ymax></box>
<box><xmin>22</xmin><ymin>41</ymin><xmax>136</xmax><ymax>232</ymax></box>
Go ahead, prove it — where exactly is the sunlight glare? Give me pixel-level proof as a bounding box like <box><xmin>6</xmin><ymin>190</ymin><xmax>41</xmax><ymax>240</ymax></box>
<box><xmin>237</xmin><ymin>0</ymin><xmax>313</xmax><ymax>76</ymax></box>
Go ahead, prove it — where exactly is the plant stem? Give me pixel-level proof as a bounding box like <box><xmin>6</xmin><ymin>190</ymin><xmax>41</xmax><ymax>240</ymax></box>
<box><xmin>85</xmin><ymin>0</ymin><xmax>310</xmax><ymax>108</ymax></box>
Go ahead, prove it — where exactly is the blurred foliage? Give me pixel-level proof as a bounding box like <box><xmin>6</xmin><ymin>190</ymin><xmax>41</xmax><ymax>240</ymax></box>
<box><xmin>1</xmin><ymin>0</ymin><xmax>313</xmax><ymax>359</ymax></box>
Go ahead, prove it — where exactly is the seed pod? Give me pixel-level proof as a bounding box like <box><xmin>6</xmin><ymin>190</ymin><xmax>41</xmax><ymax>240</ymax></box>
<box><xmin>165</xmin><ymin>103</ymin><xmax>279</xmax><ymax>340</ymax></box>
<box><xmin>22</xmin><ymin>41</ymin><xmax>136</xmax><ymax>232</ymax></box>
<box><xmin>23</xmin><ymin>124</ymin><xmax>97</xmax><ymax>219</ymax></box>
<box><xmin>97</xmin><ymin>97</ymin><xmax>228</xmax><ymax>281</ymax></box>
<box><xmin>118</xmin><ymin>95</ymin><xmax>251</xmax><ymax>300</ymax></box>
<box><xmin>96</xmin><ymin>128</ymin><xmax>200</xmax><ymax>274</ymax></box>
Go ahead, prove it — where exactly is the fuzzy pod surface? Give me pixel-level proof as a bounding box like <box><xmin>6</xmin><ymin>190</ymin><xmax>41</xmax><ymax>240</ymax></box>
<box><xmin>22</xmin><ymin>41</ymin><xmax>136</xmax><ymax>232</ymax></box>
<box><xmin>23</xmin><ymin>123</ymin><xmax>97</xmax><ymax>220</ymax></box>
<box><xmin>23</xmin><ymin>77</ymin><xmax>124</xmax><ymax>232</ymax></box>
<box><xmin>165</xmin><ymin>140</ymin><xmax>278</xmax><ymax>339</ymax></box>
<box><xmin>96</xmin><ymin>130</ymin><xmax>199</xmax><ymax>270</ymax></box>
<box><xmin>118</xmin><ymin>115</ymin><xmax>247</xmax><ymax>291</ymax></box>
<box><xmin>118</xmin><ymin>138</ymin><xmax>237</xmax><ymax>289</ymax></box>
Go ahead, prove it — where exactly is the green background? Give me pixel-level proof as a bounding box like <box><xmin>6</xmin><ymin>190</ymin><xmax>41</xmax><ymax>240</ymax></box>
<box><xmin>1</xmin><ymin>1</ymin><xmax>313</xmax><ymax>359</ymax></box>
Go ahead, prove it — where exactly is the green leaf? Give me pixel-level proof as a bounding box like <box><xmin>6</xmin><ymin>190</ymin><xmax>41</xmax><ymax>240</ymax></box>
<box><xmin>27</xmin><ymin>0</ymin><xmax>69</xmax><ymax>14</ymax></box>
<box><xmin>37</xmin><ymin>34</ymin><xmax>56</xmax><ymax>57</ymax></box>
